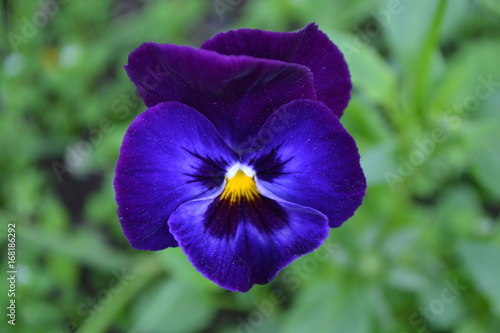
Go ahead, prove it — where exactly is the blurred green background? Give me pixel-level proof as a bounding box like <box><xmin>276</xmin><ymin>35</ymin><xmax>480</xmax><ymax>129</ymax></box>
<box><xmin>1</xmin><ymin>0</ymin><xmax>500</xmax><ymax>332</ymax></box>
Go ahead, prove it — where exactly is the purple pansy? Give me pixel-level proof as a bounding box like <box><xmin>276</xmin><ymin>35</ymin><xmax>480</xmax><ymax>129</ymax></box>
<box><xmin>114</xmin><ymin>23</ymin><xmax>366</xmax><ymax>292</ymax></box>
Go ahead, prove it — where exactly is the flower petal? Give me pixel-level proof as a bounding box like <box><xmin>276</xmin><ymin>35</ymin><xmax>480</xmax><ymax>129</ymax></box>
<box><xmin>114</xmin><ymin>102</ymin><xmax>238</xmax><ymax>250</ymax></box>
<box><xmin>167</xmin><ymin>195</ymin><xmax>329</xmax><ymax>292</ymax></box>
<box><xmin>125</xmin><ymin>43</ymin><xmax>316</xmax><ymax>151</ymax></box>
<box><xmin>243</xmin><ymin>99</ymin><xmax>366</xmax><ymax>228</ymax></box>
<box><xmin>201</xmin><ymin>23</ymin><xmax>351</xmax><ymax>118</ymax></box>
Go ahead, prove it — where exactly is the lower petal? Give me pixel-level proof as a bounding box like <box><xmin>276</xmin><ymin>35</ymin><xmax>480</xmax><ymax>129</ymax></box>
<box><xmin>167</xmin><ymin>195</ymin><xmax>329</xmax><ymax>292</ymax></box>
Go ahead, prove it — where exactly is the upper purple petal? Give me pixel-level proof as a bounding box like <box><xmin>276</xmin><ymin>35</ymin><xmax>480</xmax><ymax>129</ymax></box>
<box><xmin>243</xmin><ymin>99</ymin><xmax>366</xmax><ymax>227</ymax></box>
<box><xmin>125</xmin><ymin>43</ymin><xmax>316</xmax><ymax>151</ymax></box>
<box><xmin>201</xmin><ymin>23</ymin><xmax>352</xmax><ymax>118</ymax></box>
<box><xmin>167</xmin><ymin>195</ymin><xmax>329</xmax><ymax>292</ymax></box>
<box><xmin>114</xmin><ymin>102</ymin><xmax>238</xmax><ymax>250</ymax></box>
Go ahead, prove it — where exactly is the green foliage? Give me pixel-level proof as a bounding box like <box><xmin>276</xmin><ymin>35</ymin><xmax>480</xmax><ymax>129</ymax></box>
<box><xmin>1</xmin><ymin>0</ymin><xmax>500</xmax><ymax>332</ymax></box>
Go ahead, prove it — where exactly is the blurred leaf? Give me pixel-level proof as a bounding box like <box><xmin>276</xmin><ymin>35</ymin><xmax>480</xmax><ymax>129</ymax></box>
<box><xmin>417</xmin><ymin>280</ymin><xmax>467</xmax><ymax>330</ymax></box>
<box><xmin>342</xmin><ymin>98</ymin><xmax>393</xmax><ymax>147</ymax></box>
<box><xmin>379</xmin><ymin>0</ymin><xmax>436</xmax><ymax>65</ymax></box>
<box><xmin>431</xmin><ymin>39</ymin><xmax>500</xmax><ymax>113</ymax></box>
<box><xmin>131</xmin><ymin>278</ymin><xmax>216</xmax><ymax>333</ymax></box>
<box><xmin>279</xmin><ymin>0</ymin><xmax>375</xmax><ymax>31</ymax></box>
<box><xmin>360</xmin><ymin>140</ymin><xmax>397</xmax><ymax>186</ymax></box>
<box><xmin>79</xmin><ymin>256</ymin><xmax>162</xmax><ymax>333</ymax></box>
<box><xmin>39</xmin><ymin>195</ymin><xmax>79</xmax><ymax>297</ymax></box>
<box><xmin>477</xmin><ymin>0</ymin><xmax>500</xmax><ymax>21</ymax></box>
<box><xmin>437</xmin><ymin>184</ymin><xmax>484</xmax><ymax>239</ymax></box>
<box><xmin>382</xmin><ymin>227</ymin><xmax>419</xmax><ymax>259</ymax></box>
<box><xmin>326</xmin><ymin>30</ymin><xmax>397</xmax><ymax>109</ymax></box>
<box><xmin>20</xmin><ymin>225</ymin><xmax>131</xmax><ymax>270</ymax></box>
<box><xmin>387</xmin><ymin>267</ymin><xmax>428</xmax><ymax>292</ymax></box>
<box><xmin>470</xmin><ymin>128</ymin><xmax>500</xmax><ymax>199</ymax></box>
<box><xmin>155</xmin><ymin>248</ymin><xmax>220</xmax><ymax>293</ymax></box>
<box><xmin>279</xmin><ymin>281</ymin><xmax>372</xmax><ymax>333</ymax></box>
<box><xmin>440</xmin><ymin>1</ymin><xmax>474</xmax><ymax>41</ymax></box>
<box><xmin>458</xmin><ymin>240</ymin><xmax>500</xmax><ymax>316</ymax></box>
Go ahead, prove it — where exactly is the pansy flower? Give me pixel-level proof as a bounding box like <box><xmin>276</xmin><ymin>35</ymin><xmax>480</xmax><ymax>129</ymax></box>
<box><xmin>114</xmin><ymin>23</ymin><xmax>366</xmax><ymax>292</ymax></box>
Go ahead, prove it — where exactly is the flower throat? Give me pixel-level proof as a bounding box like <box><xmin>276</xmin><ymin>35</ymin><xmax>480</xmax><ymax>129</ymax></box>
<box><xmin>221</xmin><ymin>169</ymin><xmax>259</xmax><ymax>204</ymax></box>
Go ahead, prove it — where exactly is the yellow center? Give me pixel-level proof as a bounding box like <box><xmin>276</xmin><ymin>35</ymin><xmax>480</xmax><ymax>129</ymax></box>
<box><xmin>220</xmin><ymin>170</ymin><xmax>259</xmax><ymax>204</ymax></box>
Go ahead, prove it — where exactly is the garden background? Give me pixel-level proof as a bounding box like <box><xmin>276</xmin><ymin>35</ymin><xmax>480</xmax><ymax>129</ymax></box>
<box><xmin>1</xmin><ymin>0</ymin><xmax>500</xmax><ymax>332</ymax></box>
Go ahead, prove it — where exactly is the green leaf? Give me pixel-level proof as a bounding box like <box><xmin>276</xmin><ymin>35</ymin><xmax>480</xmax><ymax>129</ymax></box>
<box><xmin>470</xmin><ymin>128</ymin><xmax>500</xmax><ymax>199</ymax></box>
<box><xmin>431</xmin><ymin>39</ymin><xmax>500</xmax><ymax>113</ymax></box>
<box><xmin>387</xmin><ymin>267</ymin><xmax>428</xmax><ymax>292</ymax></box>
<box><xmin>326</xmin><ymin>30</ymin><xmax>397</xmax><ymax>109</ymax></box>
<box><xmin>78</xmin><ymin>257</ymin><xmax>162</xmax><ymax>333</ymax></box>
<box><xmin>360</xmin><ymin>140</ymin><xmax>397</xmax><ymax>186</ymax></box>
<box><xmin>341</xmin><ymin>98</ymin><xmax>393</xmax><ymax>147</ymax></box>
<box><xmin>19</xmin><ymin>225</ymin><xmax>131</xmax><ymax>271</ymax></box>
<box><xmin>155</xmin><ymin>248</ymin><xmax>221</xmax><ymax>292</ymax></box>
<box><xmin>131</xmin><ymin>278</ymin><xmax>216</xmax><ymax>333</ymax></box>
<box><xmin>417</xmin><ymin>280</ymin><xmax>467</xmax><ymax>330</ymax></box>
<box><xmin>279</xmin><ymin>281</ymin><xmax>372</xmax><ymax>333</ymax></box>
<box><xmin>458</xmin><ymin>240</ymin><xmax>500</xmax><ymax>316</ymax></box>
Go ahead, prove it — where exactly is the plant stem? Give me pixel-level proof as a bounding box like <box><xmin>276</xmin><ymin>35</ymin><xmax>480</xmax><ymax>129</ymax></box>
<box><xmin>414</xmin><ymin>0</ymin><xmax>448</xmax><ymax>119</ymax></box>
<box><xmin>78</xmin><ymin>255</ymin><xmax>163</xmax><ymax>333</ymax></box>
